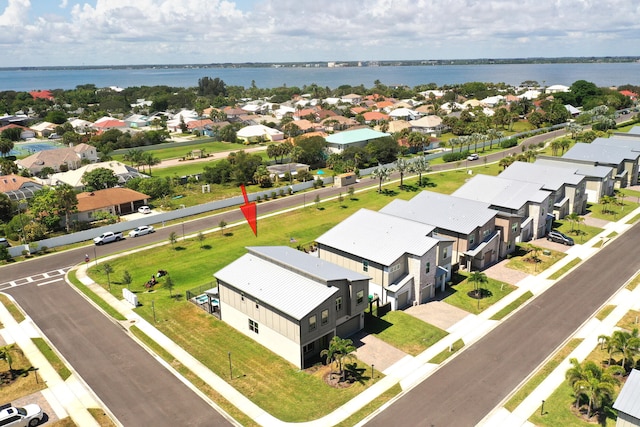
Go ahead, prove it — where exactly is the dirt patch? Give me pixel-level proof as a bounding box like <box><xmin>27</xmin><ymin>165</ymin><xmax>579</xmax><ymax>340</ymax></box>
<box><xmin>307</xmin><ymin>364</ymin><xmax>356</xmax><ymax>389</ymax></box>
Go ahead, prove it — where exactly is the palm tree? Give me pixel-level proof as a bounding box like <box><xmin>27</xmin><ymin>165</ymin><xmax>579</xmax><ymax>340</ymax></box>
<box><xmin>55</xmin><ymin>183</ymin><xmax>78</xmax><ymax>233</ymax></box>
<box><xmin>499</xmin><ymin>156</ymin><xmax>515</xmax><ymax>170</ymax></box>
<box><xmin>371</xmin><ymin>165</ymin><xmax>393</xmax><ymax>193</ymax></box>
<box><xmin>395</xmin><ymin>158</ymin><xmax>409</xmax><ymax>188</ymax></box>
<box><xmin>566</xmin><ymin>358</ymin><xmax>623</xmax><ymax>417</ymax></box>
<box><xmin>611</xmin><ymin>328</ymin><xmax>640</xmax><ymax>371</ymax></box>
<box><xmin>0</xmin><ymin>344</ymin><xmax>16</xmax><ymax>378</ymax></box>
<box><xmin>559</xmin><ymin>138</ymin><xmax>571</xmax><ymax>154</ymax></box>
<box><xmin>486</xmin><ymin>128</ymin><xmax>498</xmax><ymax>151</ymax></box>
<box><xmin>567</xmin><ymin>122</ymin><xmax>583</xmax><ymax>140</ymax></box>
<box><xmin>550</xmin><ymin>140</ymin><xmax>562</xmax><ymax>156</ymax></box>
<box><xmin>468</xmin><ymin>271</ymin><xmax>488</xmax><ymax>298</ymax></box>
<box><xmin>143</xmin><ymin>152</ymin><xmax>161</xmax><ymax>176</ymax></box>
<box><xmin>320</xmin><ymin>336</ymin><xmax>357</xmax><ymax>382</ymax></box>
<box><xmin>123</xmin><ymin>149</ymin><xmax>144</xmax><ymax>170</ymax></box>
<box><xmin>565</xmin><ymin>212</ymin><xmax>580</xmax><ymax>233</ymax></box>
<box><xmin>410</xmin><ymin>157</ymin><xmax>430</xmax><ymax>187</ymax></box>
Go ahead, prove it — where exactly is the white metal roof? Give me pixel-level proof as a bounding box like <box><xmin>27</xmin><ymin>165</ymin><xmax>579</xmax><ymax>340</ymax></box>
<box><xmin>614</xmin><ymin>369</ymin><xmax>640</xmax><ymax>418</ymax></box>
<box><xmin>499</xmin><ymin>161</ymin><xmax>584</xmax><ymax>191</ymax></box>
<box><xmin>214</xmin><ymin>253</ymin><xmax>339</xmax><ymax>321</ymax></box>
<box><xmin>381</xmin><ymin>191</ymin><xmax>497</xmax><ymax>235</ymax></box>
<box><xmin>453</xmin><ymin>174</ymin><xmax>549</xmax><ymax>210</ymax></box>
<box><xmin>315</xmin><ymin>209</ymin><xmax>438</xmax><ymax>266</ymax></box>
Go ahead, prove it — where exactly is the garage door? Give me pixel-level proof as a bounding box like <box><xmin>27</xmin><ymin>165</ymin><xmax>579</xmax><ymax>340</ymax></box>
<box><xmin>397</xmin><ymin>291</ymin><xmax>409</xmax><ymax>309</ymax></box>
<box><xmin>336</xmin><ymin>315</ymin><xmax>361</xmax><ymax>337</ymax></box>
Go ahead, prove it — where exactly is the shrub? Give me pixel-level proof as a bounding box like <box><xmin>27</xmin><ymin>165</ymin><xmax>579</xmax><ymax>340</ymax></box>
<box><xmin>442</xmin><ymin>151</ymin><xmax>470</xmax><ymax>163</ymax></box>
<box><xmin>500</xmin><ymin>137</ymin><xmax>518</xmax><ymax>149</ymax></box>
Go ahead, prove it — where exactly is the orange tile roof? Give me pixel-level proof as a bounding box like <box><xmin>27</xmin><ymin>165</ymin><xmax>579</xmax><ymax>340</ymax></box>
<box><xmin>29</xmin><ymin>90</ymin><xmax>54</xmax><ymax>100</ymax></box>
<box><xmin>362</xmin><ymin>111</ymin><xmax>389</xmax><ymax>121</ymax></box>
<box><xmin>0</xmin><ymin>174</ymin><xmax>39</xmax><ymax>192</ymax></box>
<box><xmin>351</xmin><ymin>107</ymin><xmax>367</xmax><ymax>115</ymax></box>
<box><xmin>375</xmin><ymin>101</ymin><xmax>394</xmax><ymax>109</ymax></box>
<box><xmin>76</xmin><ymin>188</ymin><xmax>150</xmax><ymax>212</ymax></box>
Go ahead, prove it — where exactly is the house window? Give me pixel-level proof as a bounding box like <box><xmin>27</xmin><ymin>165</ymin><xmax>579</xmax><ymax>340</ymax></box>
<box><xmin>309</xmin><ymin>315</ymin><xmax>317</xmax><ymax>331</ymax></box>
<box><xmin>241</xmin><ymin>292</ymin><xmax>244</xmax><ymax>301</ymax></box>
<box><xmin>321</xmin><ymin>309</ymin><xmax>329</xmax><ymax>325</ymax></box>
<box><xmin>249</xmin><ymin>319</ymin><xmax>259</xmax><ymax>334</ymax></box>
<box><xmin>335</xmin><ymin>297</ymin><xmax>343</xmax><ymax>312</ymax></box>
<box><xmin>468</xmin><ymin>234</ymin><xmax>475</xmax><ymax>246</ymax></box>
<box><xmin>303</xmin><ymin>343</ymin><xmax>314</xmax><ymax>354</ymax></box>
<box><xmin>443</xmin><ymin>247</ymin><xmax>448</xmax><ymax>258</ymax></box>
<box><xmin>426</xmin><ymin>262</ymin><xmax>431</xmax><ymax>274</ymax></box>
<box><xmin>483</xmin><ymin>229</ymin><xmax>491</xmax><ymax>238</ymax></box>
<box><xmin>511</xmin><ymin>223</ymin><xmax>518</xmax><ymax>233</ymax></box>
<box><xmin>357</xmin><ymin>290</ymin><xmax>364</xmax><ymax>304</ymax></box>
<box><xmin>362</xmin><ymin>260</ymin><xmax>369</xmax><ymax>272</ymax></box>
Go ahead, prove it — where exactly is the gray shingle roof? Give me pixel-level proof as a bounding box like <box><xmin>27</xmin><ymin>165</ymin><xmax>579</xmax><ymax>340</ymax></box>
<box><xmin>214</xmin><ymin>253</ymin><xmax>339</xmax><ymax>321</ymax></box>
<box><xmin>380</xmin><ymin>191</ymin><xmax>497</xmax><ymax>235</ymax></box>
<box><xmin>246</xmin><ymin>246</ymin><xmax>369</xmax><ymax>282</ymax></box>
<box><xmin>499</xmin><ymin>161</ymin><xmax>583</xmax><ymax>191</ymax></box>
<box><xmin>592</xmin><ymin>136</ymin><xmax>640</xmax><ymax>152</ymax></box>
<box><xmin>452</xmin><ymin>174</ymin><xmax>549</xmax><ymax>210</ymax></box>
<box><xmin>315</xmin><ymin>209</ymin><xmax>438</xmax><ymax>266</ymax></box>
<box><xmin>614</xmin><ymin>368</ymin><xmax>640</xmax><ymax>418</ymax></box>
<box><xmin>563</xmin><ymin>142</ymin><xmax>640</xmax><ymax>164</ymax></box>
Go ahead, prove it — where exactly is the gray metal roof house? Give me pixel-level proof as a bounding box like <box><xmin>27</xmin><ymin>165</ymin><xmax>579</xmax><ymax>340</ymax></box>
<box><xmin>614</xmin><ymin>369</ymin><xmax>640</xmax><ymax>427</ymax></box>
<box><xmin>316</xmin><ymin>208</ymin><xmax>452</xmax><ymax>310</ymax></box>
<box><xmin>562</xmin><ymin>142</ymin><xmax>639</xmax><ymax>187</ymax></box>
<box><xmin>535</xmin><ymin>156</ymin><xmax>615</xmax><ymax>203</ymax></box>
<box><xmin>214</xmin><ymin>246</ymin><xmax>370</xmax><ymax>369</ymax></box>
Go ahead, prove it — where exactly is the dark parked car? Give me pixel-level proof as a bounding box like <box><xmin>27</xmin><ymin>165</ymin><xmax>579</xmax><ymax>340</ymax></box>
<box><xmin>547</xmin><ymin>230</ymin><xmax>574</xmax><ymax>246</ymax></box>
<box><xmin>0</xmin><ymin>238</ymin><xmax>9</xmax><ymax>247</ymax></box>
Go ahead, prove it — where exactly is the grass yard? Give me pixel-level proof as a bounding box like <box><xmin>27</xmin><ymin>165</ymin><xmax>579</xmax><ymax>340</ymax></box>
<box><xmin>627</xmin><ymin>274</ymin><xmax>640</xmax><ymax>291</ymax></box>
<box><xmin>444</xmin><ymin>273</ymin><xmax>515</xmax><ymax>314</ymax></box>
<box><xmin>113</xmin><ymin>140</ymin><xmax>248</xmax><ymax>162</ymax></box>
<box><xmin>335</xmin><ymin>384</ymin><xmax>402</xmax><ymax>427</ymax></box>
<box><xmin>552</xmin><ymin>220</ymin><xmax>603</xmax><ymax>244</ymax></box>
<box><xmin>528</xmin><ymin>344</ymin><xmax>619</xmax><ymax>427</ymax></box>
<box><xmin>0</xmin><ymin>344</ymin><xmax>46</xmax><ymax>403</ymax></box>
<box><xmin>616</xmin><ymin>309</ymin><xmax>640</xmax><ymax>331</ymax></box>
<box><xmin>595</xmin><ymin>305</ymin><xmax>616</xmax><ymax>321</ymax></box>
<box><xmin>586</xmin><ymin>199</ymin><xmax>639</xmax><ymax>221</ymax></box>
<box><xmin>505</xmin><ymin>338</ymin><xmax>582</xmax><ymax>411</ymax></box>
<box><xmin>0</xmin><ymin>294</ymin><xmax>24</xmax><ymax>323</ymax></box>
<box><xmin>364</xmin><ymin>311</ymin><xmax>448</xmax><ymax>356</ymax></box>
<box><xmin>506</xmin><ymin>244</ymin><xmax>567</xmax><ymax>276</ymax></box>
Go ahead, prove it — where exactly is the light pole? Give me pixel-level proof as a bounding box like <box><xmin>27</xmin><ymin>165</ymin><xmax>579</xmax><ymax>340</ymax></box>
<box><xmin>93</xmin><ymin>245</ymin><xmax>98</xmax><ymax>267</ymax></box>
<box><xmin>151</xmin><ymin>300</ymin><xmax>156</xmax><ymax>323</ymax></box>
<box><xmin>182</xmin><ymin>222</ymin><xmax>185</xmax><ymax>241</ymax></box>
<box><xmin>541</xmin><ymin>399</ymin><xmax>545</xmax><ymax>416</ymax></box>
<box><xmin>228</xmin><ymin>351</ymin><xmax>233</xmax><ymax>380</ymax></box>
<box><xmin>371</xmin><ymin>364</ymin><xmax>374</xmax><ymax>380</ymax></box>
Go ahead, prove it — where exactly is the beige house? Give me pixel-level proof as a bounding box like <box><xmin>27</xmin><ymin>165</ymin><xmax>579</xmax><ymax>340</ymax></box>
<box><xmin>17</xmin><ymin>143</ymin><xmax>98</xmax><ymax>175</ymax></box>
<box><xmin>316</xmin><ymin>209</ymin><xmax>453</xmax><ymax>310</ymax></box>
<box><xmin>380</xmin><ymin>191</ymin><xmax>501</xmax><ymax>271</ymax></box>
<box><xmin>73</xmin><ymin>187</ymin><xmax>150</xmax><ymax>223</ymax></box>
<box><xmin>214</xmin><ymin>246</ymin><xmax>370</xmax><ymax>369</ymax></box>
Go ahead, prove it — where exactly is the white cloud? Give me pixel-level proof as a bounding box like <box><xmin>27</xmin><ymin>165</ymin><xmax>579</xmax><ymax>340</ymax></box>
<box><xmin>1</xmin><ymin>0</ymin><xmax>639</xmax><ymax>67</ymax></box>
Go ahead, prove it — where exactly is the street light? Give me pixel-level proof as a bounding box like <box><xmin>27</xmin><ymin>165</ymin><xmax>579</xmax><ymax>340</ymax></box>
<box><xmin>541</xmin><ymin>399</ymin><xmax>545</xmax><ymax>416</ymax></box>
<box><xmin>228</xmin><ymin>351</ymin><xmax>233</xmax><ymax>380</ymax></box>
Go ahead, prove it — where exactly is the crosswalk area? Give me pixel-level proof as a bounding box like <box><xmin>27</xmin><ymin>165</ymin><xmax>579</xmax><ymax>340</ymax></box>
<box><xmin>0</xmin><ymin>267</ymin><xmax>72</xmax><ymax>291</ymax></box>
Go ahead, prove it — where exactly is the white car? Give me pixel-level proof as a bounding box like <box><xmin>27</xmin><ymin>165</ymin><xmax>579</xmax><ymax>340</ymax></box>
<box><xmin>129</xmin><ymin>225</ymin><xmax>155</xmax><ymax>238</ymax></box>
<box><xmin>0</xmin><ymin>403</ymin><xmax>44</xmax><ymax>427</ymax></box>
<box><xmin>138</xmin><ymin>206</ymin><xmax>151</xmax><ymax>214</ymax></box>
<box><xmin>467</xmin><ymin>153</ymin><xmax>479</xmax><ymax>161</ymax></box>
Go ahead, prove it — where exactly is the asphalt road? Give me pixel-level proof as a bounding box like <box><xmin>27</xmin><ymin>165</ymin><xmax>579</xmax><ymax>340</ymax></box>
<box><xmin>3</xmin><ymin>274</ymin><xmax>231</xmax><ymax>427</ymax></box>
<box><xmin>365</xmin><ymin>221</ymin><xmax>640</xmax><ymax>427</ymax></box>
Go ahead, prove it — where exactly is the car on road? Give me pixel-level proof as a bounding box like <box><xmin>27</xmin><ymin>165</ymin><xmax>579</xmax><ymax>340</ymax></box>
<box><xmin>93</xmin><ymin>231</ymin><xmax>124</xmax><ymax>245</ymax></box>
<box><xmin>0</xmin><ymin>238</ymin><xmax>10</xmax><ymax>247</ymax></box>
<box><xmin>138</xmin><ymin>206</ymin><xmax>151</xmax><ymax>214</ymax></box>
<box><xmin>467</xmin><ymin>153</ymin><xmax>479</xmax><ymax>161</ymax></box>
<box><xmin>547</xmin><ymin>230</ymin><xmax>574</xmax><ymax>246</ymax></box>
<box><xmin>129</xmin><ymin>225</ymin><xmax>155</xmax><ymax>238</ymax></box>
<box><xmin>0</xmin><ymin>402</ymin><xmax>44</xmax><ymax>427</ymax></box>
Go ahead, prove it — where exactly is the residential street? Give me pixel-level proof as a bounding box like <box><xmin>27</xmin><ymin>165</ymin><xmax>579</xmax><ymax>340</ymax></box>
<box><xmin>364</xmin><ymin>220</ymin><xmax>640</xmax><ymax>427</ymax></box>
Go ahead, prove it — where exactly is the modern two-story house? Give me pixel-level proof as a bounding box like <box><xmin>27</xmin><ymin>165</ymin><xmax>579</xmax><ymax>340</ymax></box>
<box><xmin>214</xmin><ymin>246</ymin><xmax>370</xmax><ymax>369</ymax></box>
<box><xmin>315</xmin><ymin>209</ymin><xmax>453</xmax><ymax>311</ymax></box>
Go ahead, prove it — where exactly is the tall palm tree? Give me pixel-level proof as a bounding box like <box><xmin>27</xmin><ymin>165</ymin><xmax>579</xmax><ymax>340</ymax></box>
<box><xmin>0</xmin><ymin>344</ymin><xmax>15</xmax><ymax>377</ymax></box>
<box><xmin>410</xmin><ymin>157</ymin><xmax>430</xmax><ymax>187</ymax></box>
<box><xmin>486</xmin><ymin>128</ymin><xmax>498</xmax><ymax>151</ymax></box>
<box><xmin>499</xmin><ymin>156</ymin><xmax>515</xmax><ymax>170</ymax></box>
<box><xmin>123</xmin><ymin>148</ymin><xmax>144</xmax><ymax>171</ymax></box>
<box><xmin>565</xmin><ymin>212</ymin><xmax>580</xmax><ymax>233</ymax></box>
<box><xmin>395</xmin><ymin>158</ymin><xmax>409</xmax><ymax>188</ymax></box>
<box><xmin>143</xmin><ymin>152</ymin><xmax>161</xmax><ymax>176</ymax></box>
<box><xmin>371</xmin><ymin>165</ymin><xmax>393</xmax><ymax>193</ymax></box>
<box><xmin>566</xmin><ymin>358</ymin><xmax>623</xmax><ymax>416</ymax></box>
<box><xmin>55</xmin><ymin>184</ymin><xmax>78</xmax><ymax>233</ymax></box>
<box><xmin>611</xmin><ymin>328</ymin><xmax>640</xmax><ymax>371</ymax></box>
<box><xmin>550</xmin><ymin>140</ymin><xmax>562</xmax><ymax>156</ymax></box>
<box><xmin>468</xmin><ymin>271</ymin><xmax>488</xmax><ymax>298</ymax></box>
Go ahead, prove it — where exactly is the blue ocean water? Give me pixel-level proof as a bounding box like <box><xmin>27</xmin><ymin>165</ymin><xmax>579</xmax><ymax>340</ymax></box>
<box><xmin>0</xmin><ymin>62</ymin><xmax>638</xmax><ymax>92</ymax></box>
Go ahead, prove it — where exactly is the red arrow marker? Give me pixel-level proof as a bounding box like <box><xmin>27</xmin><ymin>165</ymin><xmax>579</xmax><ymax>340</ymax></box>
<box><xmin>239</xmin><ymin>184</ymin><xmax>257</xmax><ymax>236</ymax></box>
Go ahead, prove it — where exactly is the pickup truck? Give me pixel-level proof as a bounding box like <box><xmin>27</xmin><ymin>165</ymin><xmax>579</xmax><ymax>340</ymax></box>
<box><xmin>93</xmin><ymin>231</ymin><xmax>123</xmax><ymax>245</ymax></box>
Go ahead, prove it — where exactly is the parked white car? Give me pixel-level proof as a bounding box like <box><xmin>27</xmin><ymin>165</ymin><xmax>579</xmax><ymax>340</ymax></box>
<box><xmin>129</xmin><ymin>225</ymin><xmax>155</xmax><ymax>238</ymax></box>
<box><xmin>138</xmin><ymin>206</ymin><xmax>151</xmax><ymax>214</ymax></box>
<box><xmin>0</xmin><ymin>403</ymin><xmax>44</xmax><ymax>427</ymax></box>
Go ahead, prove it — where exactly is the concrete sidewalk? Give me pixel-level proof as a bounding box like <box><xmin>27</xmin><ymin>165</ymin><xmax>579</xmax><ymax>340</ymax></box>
<box><xmin>24</xmin><ymin>202</ymin><xmax>640</xmax><ymax>426</ymax></box>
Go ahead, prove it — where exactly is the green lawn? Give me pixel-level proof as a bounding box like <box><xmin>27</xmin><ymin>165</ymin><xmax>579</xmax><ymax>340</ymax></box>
<box><xmin>595</xmin><ymin>305</ymin><xmax>615</xmax><ymax>321</ymax></box>
<box><xmin>553</xmin><ymin>220</ymin><xmax>603</xmax><ymax>244</ymax></box>
<box><xmin>113</xmin><ymin>140</ymin><xmax>248</xmax><ymax>162</ymax></box>
<box><xmin>616</xmin><ymin>309</ymin><xmax>640</xmax><ymax>331</ymax></box>
<box><xmin>548</xmin><ymin>258</ymin><xmax>582</xmax><ymax>280</ymax></box>
<box><xmin>506</xmin><ymin>244</ymin><xmax>567</xmax><ymax>276</ymax></box>
<box><xmin>364</xmin><ymin>311</ymin><xmax>448</xmax><ymax>356</ymax></box>
<box><xmin>444</xmin><ymin>273</ymin><xmax>515</xmax><ymax>314</ymax></box>
<box><xmin>490</xmin><ymin>291</ymin><xmax>533</xmax><ymax>321</ymax></box>
<box><xmin>586</xmin><ymin>200</ymin><xmax>639</xmax><ymax>221</ymax></box>
<box><xmin>428</xmin><ymin>339</ymin><xmax>464</xmax><ymax>364</ymax></box>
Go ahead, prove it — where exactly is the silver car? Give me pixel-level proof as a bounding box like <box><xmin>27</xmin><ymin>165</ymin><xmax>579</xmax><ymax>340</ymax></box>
<box><xmin>128</xmin><ymin>225</ymin><xmax>155</xmax><ymax>238</ymax></box>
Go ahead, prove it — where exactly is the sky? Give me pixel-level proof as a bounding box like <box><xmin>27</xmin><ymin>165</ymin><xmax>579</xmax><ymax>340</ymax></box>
<box><xmin>1</xmin><ymin>0</ymin><xmax>639</xmax><ymax>67</ymax></box>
